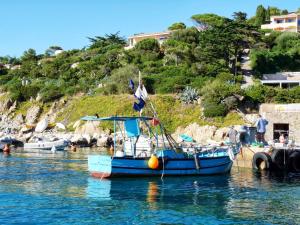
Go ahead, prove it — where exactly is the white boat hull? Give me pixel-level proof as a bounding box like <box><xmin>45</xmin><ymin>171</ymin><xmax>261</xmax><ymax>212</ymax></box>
<box><xmin>24</xmin><ymin>139</ymin><xmax>69</xmax><ymax>151</ymax></box>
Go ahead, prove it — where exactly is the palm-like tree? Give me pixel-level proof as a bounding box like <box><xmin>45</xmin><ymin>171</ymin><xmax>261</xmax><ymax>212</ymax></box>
<box><xmin>232</xmin><ymin>11</ymin><xmax>247</xmax><ymax>21</ymax></box>
<box><xmin>88</xmin><ymin>32</ymin><xmax>126</xmax><ymax>49</ymax></box>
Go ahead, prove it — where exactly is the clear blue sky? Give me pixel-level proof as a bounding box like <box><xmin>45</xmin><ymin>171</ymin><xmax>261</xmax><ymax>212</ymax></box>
<box><xmin>1</xmin><ymin>0</ymin><xmax>299</xmax><ymax>57</ymax></box>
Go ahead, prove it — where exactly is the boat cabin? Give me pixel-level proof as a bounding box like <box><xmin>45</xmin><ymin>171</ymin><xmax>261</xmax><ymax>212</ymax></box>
<box><xmin>81</xmin><ymin>116</ymin><xmax>177</xmax><ymax>158</ymax></box>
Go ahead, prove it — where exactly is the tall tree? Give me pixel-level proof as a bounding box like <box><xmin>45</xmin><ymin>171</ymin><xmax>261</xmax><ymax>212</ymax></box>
<box><xmin>281</xmin><ymin>9</ymin><xmax>289</xmax><ymax>15</ymax></box>
<box><xmin>233</xmin><ymin>11</ymin><xmax>247</xmax><ymax>21</ymax></box>
<box><xmin>162</xmin><ymin>39</ymin><xmax>190</xmax><ymax>66</ymax></box>
<box><xmin>171</xmin><ymin>27</ymin><xmax>199</xmax><ymax>46</ymax></box>
<box><xmin>168</xmin><ymin>22</ymin><xmax>186</xmax><ymax>31</ymax></box>
<box><xmin>255</xmin><ymin>5</ymin><xmax>267</xmax><ymax>26</ymax></box>
<box><xmin>21</xmin><ymin>49</ymin><xmax>38</xmax><ymax>62</ymax></box>
<box><xmin>191</xmin><ymin>13</ymin><xmax>228</xmax><ymax>30</ymax></box>
<box><xmin>268</xmin><ymin>6</ymin><xmax>281</xmax><ymax>16</ymax></box>
<box><xmin>88</xmin><ymin>32</ymin><xmax>126</xmax><ymax>50</ymax></box>
<box><xmin>195</xmin><ymin>18</ymin><xmax>259</xmax><ymax>77</ymax></box>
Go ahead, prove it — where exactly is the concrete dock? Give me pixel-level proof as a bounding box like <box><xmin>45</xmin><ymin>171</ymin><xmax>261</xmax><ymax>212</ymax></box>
<box><xmin>233</xmin><ymin>146</ymin><xmax>266</xmax><ymax>169</ymax></box>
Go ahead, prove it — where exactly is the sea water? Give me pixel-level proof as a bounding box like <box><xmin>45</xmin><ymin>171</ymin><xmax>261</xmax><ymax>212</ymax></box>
<box><xmin>0</xmin><ymin>150</ymin><xmax>299</xmax><ymax>225</ymax></box>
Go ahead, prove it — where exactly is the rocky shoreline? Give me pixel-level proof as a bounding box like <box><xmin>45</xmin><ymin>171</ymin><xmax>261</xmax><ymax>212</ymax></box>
<box><xmin>0</xmin><ymin>95</ymin><xmax>258</xmax><ymax>148</ymax></box>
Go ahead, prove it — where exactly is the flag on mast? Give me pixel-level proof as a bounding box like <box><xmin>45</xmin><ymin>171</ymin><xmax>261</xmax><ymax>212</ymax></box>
<box><xmin>132</xmin><ymin>71</ymin><xmax>148</xmax><ymax>113</ymax></box>
<box><xmin>129</xmin><ymin>79</ymin><xmax>134</xmax><ymax>91</ymax></box>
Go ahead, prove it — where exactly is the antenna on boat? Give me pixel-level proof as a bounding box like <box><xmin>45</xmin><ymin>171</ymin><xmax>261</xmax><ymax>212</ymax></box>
<box><xmin>141</xmin><ymin>77</ymin><xmax>178</xmax><ymax>150</ymax></box>
<box><xmin>133</xmin><ymin>71</ymin><xmax>179</xmax><ymax>150</ymax></box>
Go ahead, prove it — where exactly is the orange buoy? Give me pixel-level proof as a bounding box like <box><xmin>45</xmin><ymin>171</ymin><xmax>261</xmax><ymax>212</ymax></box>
<box><xmin>148</xmin><ymin>155</ymin><xmax>159</xmax><ymax>169</ymax></box>
<box><xmin>3</xmin><ymin>144</ymin><xmax>10</xmax><ymax>154</ymax></box>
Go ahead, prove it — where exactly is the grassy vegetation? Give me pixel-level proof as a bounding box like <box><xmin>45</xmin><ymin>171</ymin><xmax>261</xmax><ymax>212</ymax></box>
<box><xmin>14</xmin><ymin>101</ymin><xmax>36</xmax><ymax>115</ymax></box>
<box><xmin>55</xmin><ymin>94</ymin><xmax>244</xmax><ymax>132</ymax></box>
<box><xmin>14</xmin><ymin>100</ymin><xmax>52</xmax><ymax>118</ymax></box>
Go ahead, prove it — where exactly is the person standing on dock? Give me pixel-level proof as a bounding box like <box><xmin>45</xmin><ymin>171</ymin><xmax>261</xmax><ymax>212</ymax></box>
<box><xmin>255</xmin><ymin>114</ymin><xmax>268</xmax><ymax>144</ymax></box>
<box><xmin>227</xmin><ymin>126</ymin><xmax>239</xmax><ymax>144</ymax></box>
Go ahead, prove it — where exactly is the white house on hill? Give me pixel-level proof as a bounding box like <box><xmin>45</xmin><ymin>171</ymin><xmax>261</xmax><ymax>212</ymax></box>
<box><xmin>261</xmin><ymin>72</ymin><xmax>300</xmax><ymax>88</ymax></box>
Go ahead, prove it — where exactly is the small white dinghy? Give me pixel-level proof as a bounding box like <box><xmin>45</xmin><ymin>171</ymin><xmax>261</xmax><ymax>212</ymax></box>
<box><xmin>24</xmin><ymin>138</ymin><xmax>69</xmax><ymax>151</ymax></box>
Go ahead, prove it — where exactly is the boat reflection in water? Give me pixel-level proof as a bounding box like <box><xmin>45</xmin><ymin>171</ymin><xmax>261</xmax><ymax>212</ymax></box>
<box><xmin>86</xmin><ymin>178</ymin><xmax>112</xmax><ymax>200</ymax></box>
<box><xmin>13</xmin><ymin>148</ymin><xmax>67</xmax><ymax>158</ymax></box>
<box><xmin>86</xmin><ymin>175</ymin><xmax>231</xmax><ymax>213</ymax></box>
<box><xmin>86</xmin><ymin>178</ymin><xmax>161</xmax><ymax>209</ymax></box>
<box><xmin>146</xmin><ymin>181</ymin><xmax>159</xmax><ymax>209</ymax></box>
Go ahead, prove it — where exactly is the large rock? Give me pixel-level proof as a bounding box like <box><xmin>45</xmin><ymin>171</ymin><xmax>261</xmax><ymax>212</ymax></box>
<box><xmin>75</xmin><ymin>121</ymin><xmax>102</xmax><ymax>136</ymax></box>
<box><xmin>96</xmin><ymin>135</ymin><xmax>109</xmax><ymax>147</ymax></box>
<box><xmin>45</xmin><ymin>102</ymin><xmax>58</xmax><ymax>123</ymax></box>
<box><xmin>24</xmin><ymin>132</ymin><xmax>33</xmax><ymax>141</ymax></box>
<box><xmin>0</xmin><ymin>98</ymin><xmax>13</xmax><ymax>113</ymax></box>
<box><xmin>173</xmin><ymin>123</ymin><xmax>217</xmax><ymax>144</ymax></box>
<box><xmin>213</xmin><ymin>127</ymin><xmax>230</xmax><ymax>142</ymax></box>
<box><xmin>26</xmin><ymin>105</ymin><xmax>41</xmax><ymax>125</ymax></box>
<box><xmin>8</xmin><ymin>101</ymin><xmax>17</xmax><ymax>113</ymax></box>
<box><xmin>174</xmin><ymin>123</ymin><xmax>247</xmax><ymax>144</ymax></box>
<box><xmin>14</xmin><ymin>114</ymin><xmax>24</xmax><ymax>126</ymax></box>
<box><xmin>70</xmin><ymin>134</ymin><xmax>94</xmax><ymax>146</ymax></box>
<box><xmin>20</xmin><ymin>125</ymin><xmax>33</xmax><ymax>133</ymax></box>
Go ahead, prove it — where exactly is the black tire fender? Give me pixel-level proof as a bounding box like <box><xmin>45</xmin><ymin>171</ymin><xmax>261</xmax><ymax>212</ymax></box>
<box><xmin>288</xmin><ymin>150</ymin><xmax>300</xmax><ymax>172</ymax></box>
<box><xmin>271</xmin><ymin>148</ymin><xmax>289</xmax><ymax>170</ymax></box>
<box><xmin>252</xmin><ymin>152</ymin><xmax>272</xmax><ymax>170</ymax></box>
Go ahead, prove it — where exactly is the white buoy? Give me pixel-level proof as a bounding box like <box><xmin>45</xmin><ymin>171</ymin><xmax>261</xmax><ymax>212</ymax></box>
<box><xmin>115</xmin><ymin>150</ymin><xmax>124</xmax><ymax>157</ymax></box>
<box><xmin>51</xmin><ymin>145</ymin><xmax>56</xmax><ymax>153</ymax></box>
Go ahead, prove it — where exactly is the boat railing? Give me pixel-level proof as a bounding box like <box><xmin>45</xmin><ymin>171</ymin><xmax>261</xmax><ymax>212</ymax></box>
<box><xmin>184</xmin><ymin>144</ymin><xmax>239</xmax><ymax>158</ymax></box>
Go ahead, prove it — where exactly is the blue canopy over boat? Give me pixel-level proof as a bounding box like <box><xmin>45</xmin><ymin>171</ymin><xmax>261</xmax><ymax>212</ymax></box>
<box><xmin>81</xmin><ymin>116</ymin><xmax>153</xmax><ymax>121</ymax></box>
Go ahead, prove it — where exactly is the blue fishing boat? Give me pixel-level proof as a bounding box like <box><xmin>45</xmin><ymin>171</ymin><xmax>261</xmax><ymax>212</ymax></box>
<box><xmin>83</xmin><ymin>116</ymin><xmax>240</xmax><ymax>178</ymax></box>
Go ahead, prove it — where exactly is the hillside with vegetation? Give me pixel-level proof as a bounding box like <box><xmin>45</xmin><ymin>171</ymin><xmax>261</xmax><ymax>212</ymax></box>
<box><xmin>0</xmin><ymin>5</ymin><xmax>300</xmax><ymax>125</ymax></box>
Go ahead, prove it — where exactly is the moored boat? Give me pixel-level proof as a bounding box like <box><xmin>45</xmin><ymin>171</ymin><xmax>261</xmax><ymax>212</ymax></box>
<box><xmin>24</xmin><ymin>138</ymin><xmax>69</xmax><ymax>151</ymax></box>
<box><xmin>83</xmin><ymin>116</ymin><xmax>240</xmax><ymax>178</ymax></box>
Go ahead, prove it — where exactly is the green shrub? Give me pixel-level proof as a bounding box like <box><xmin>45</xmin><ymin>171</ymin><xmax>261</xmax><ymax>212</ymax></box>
<box><xmin>41</xmin><ymin>89</ymin><xmax>63</xmax><ymax>102</ymax></box>
<box><xmin>155</xmin><ymin>76</ymin><xmax>190</xmax><ymax>93</ymax></box>
<box><xmin>203</xmin><ymin>101</ymin><xmax>227</xmax><ymax>117</ymax></box>
<box><xmin>190</xmin><ymin>76</ymin><xmax>211</xmax><ymax>89</ymax></box>
<box><xmin>244</xmin><ymin>84</ymin><xmax>267</xmax><ymax>103</ymax></box>
<box><xmin>222</xmin><ymin>96</ymin><xmax>238</xmax><ymax>110</ymax></box>
<box><xmin>21</xmin><ymin>84</ymin><xmax>41</xmax><ymax>100</ymax></box>
<box><xmin>143</xmin><ymin>77</ymin><xmax>155</xmax><ymax>94</ymax></box>
<box><xmin>201</xmin><ymin>79</ymin><xmax>242</xmax><ymax>103</ymax></box>
<box><xmin>105</xmin><ymin>65</ymin><xmax>139</xmax><ymax>94</ymax></box>
<box><xmin>103</xmin><ymin>83</ymin><xmax>118</xmax><ymax>95</ymax></box>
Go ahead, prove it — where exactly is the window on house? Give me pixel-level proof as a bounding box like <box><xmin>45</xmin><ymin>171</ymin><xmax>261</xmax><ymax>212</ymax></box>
<box><xmin>273</xmin><ymin>123</ymin><xmax>289</xmax><ymax>141</ymax></box>
<box><xmin>287</xmin><ymin>18</ymin><xmax>296</xmax><ymax>23</ymax></box>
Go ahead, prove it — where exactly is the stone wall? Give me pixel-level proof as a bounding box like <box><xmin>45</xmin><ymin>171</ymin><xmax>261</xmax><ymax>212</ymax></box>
<box><xmin>259</xmin><ymin>104</ymin><xmax>300</xmax><ymax>144</ymax></box>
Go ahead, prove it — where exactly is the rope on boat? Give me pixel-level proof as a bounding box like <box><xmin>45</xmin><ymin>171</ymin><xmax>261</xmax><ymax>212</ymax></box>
<box><xmin>161</xmin><ymin>150</ymin><xmax>165</xmax><ymax>181</ymax></box>
<box><xmin>147</xmin><ymin>95</ymin><xmax>179</xmax><ymax>151</ymax></box>
<box><xmin>194</xmin><ymin>153</ymin><xmax>200</xmax><ymax>171</ymax></box>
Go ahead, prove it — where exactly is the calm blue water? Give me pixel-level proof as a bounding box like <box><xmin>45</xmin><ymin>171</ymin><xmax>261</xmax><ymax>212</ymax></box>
<box><xmin>0</xmin><ymin>150</ymin><xmax>300</xmax><ymax>225</ymax></box>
